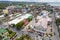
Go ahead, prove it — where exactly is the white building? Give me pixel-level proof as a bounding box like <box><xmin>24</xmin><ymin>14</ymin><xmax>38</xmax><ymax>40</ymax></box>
<box><xmin>55</xmin><ymin>12</ymin><xmax>60</xmax><ymax>18</ymax></box>
<box><xmin>8</xmin><ymin>14</ymin><xmax>32</xmax><ymax>25</ymax></box>
<box><xmin>0</xmin><ymin>15</ymin><xmax>4</xmax><ymax>18</ymax></box>
<box><xmin>30</xmin><ymin>10</ymin><xmax>52</xmax><ymax>33</ymax></box>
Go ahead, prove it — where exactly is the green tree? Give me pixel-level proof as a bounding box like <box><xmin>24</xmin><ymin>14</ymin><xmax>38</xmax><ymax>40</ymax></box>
<box><xmin>27</xmin><ymin>16</ymin><xmax>33</xmax><ymax>22</ymax></box>
<box><xmin>16</xmin><ymin>21</ymin><xmax>24</xmax><ymax>29</ymax></box>
<box><xmin>56</xmin><ymin>18</ymin><xmax>60</xmax><ymax>26</ymax></box>
<box><xmin>16</xmin><ymin>34</ymin><xmax>32</xmax><ymax>40</ymax></box>
<box><xmin>0</xmin><ymin>3</ymin><xmax>9</xmax><ymax>9</ymax></box>
<box><xmin>0</xmin><ymin>36</ymin><xmax>3</xmax><ymax>40</ymax></box>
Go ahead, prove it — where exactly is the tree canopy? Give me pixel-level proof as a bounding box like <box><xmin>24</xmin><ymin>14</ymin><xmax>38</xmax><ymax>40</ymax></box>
<box><xmin>16</xmin><ymin>34</ymin><xmax>32</xmax><ymax>40</ymax></box>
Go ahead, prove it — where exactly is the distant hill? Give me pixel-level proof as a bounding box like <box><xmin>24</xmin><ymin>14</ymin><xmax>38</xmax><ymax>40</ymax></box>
<box><xmin>0</xmin><ymin>1</ymin><xmax>48</xmax><ymax>9</ymax></box>
<box><xmin>0</xmin><ymin>1</ymin><xmax>48</xmax><ymax>5</ymax></box>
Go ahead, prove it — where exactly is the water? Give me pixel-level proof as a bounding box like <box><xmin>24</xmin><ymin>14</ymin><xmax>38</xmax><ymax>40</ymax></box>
<box><xmin>48</xmin><ymin>2</ymin><xmax>60</xmax><ymax>6</ymax></box>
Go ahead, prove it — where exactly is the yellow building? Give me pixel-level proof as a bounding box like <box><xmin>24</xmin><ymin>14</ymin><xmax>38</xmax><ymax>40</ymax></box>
<box><xmin>3</xmin><ymin>9</ymin><xmax>8</xmax><ymax>14</ymax></box>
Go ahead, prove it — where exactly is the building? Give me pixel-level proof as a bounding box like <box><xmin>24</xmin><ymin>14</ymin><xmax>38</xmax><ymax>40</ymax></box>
<box><xmin>55</xmin><ymin>12</ymin><xmax>60</xmax><ymax>18</ymax></box>
<box><xmin>0</xmin><ymin>28</ymin><xmax>10</xmax><ymax>40</ymax></box>
<box><xmin>39</xmin><ymin>10</ymin><xmax>49</xmax><ymax>16</ymax></box>
<box><xmin>7</xmin><ymin>6</ymin><xmax>16</xmax><ymax>14</ymax></box>
<box><xmin>3</xmin><ymin>9</ymin><xmax>8</xmax><ymax>14</ymax></box>
<box><xmin>30</xmin><ymin>10</ymin><xmax>52</xmax><ymax>33</ymax></box>
<box><xmin>8</xmin><ymin>14</ymin><xmax>33</xmax><ymax>26</ymax></box>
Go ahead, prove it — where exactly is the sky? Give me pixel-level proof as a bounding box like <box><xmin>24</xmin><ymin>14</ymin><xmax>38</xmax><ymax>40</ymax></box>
<box><xmin>0</xmin><ymin>0</ymin><xmax>60</xmax><ymax>2</ymax></box>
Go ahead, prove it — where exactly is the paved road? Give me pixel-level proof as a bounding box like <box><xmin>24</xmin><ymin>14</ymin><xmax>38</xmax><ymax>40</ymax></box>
<box><xmin>51</xmin><ymin>12</ymin><xmax>59</xmax><ymax>40</ymax></box>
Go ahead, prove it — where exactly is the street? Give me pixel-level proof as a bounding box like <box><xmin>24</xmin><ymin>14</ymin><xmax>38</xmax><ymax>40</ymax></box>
<box><xmin>51</xmin><ymin>12</ymin><xmax>59</xmax><ymax>40</ymax></box>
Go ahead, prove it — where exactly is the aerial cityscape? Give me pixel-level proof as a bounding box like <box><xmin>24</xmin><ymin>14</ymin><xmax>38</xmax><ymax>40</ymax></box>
<box><xmin>0</xmin><ymin>1</ymin><xmax>60</xmax><ymax>40</ymax></box>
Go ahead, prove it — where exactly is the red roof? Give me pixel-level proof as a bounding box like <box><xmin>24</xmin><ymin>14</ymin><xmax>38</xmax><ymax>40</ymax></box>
<box><xmin>23</xmin><ymin>19</ymin><xmax>29</xmax><ymax>26</ymax></box>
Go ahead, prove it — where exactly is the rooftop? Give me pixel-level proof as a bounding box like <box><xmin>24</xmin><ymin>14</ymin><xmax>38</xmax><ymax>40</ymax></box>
<box><xmin>0</xmin><ymin>28</ymin><xmax>7</xmax><ymax>35</ymax></box>
<box><xmin>8</xmin><ymin>14</ymin><xmax>32</xmax><ymax>25</ymax></box>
